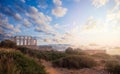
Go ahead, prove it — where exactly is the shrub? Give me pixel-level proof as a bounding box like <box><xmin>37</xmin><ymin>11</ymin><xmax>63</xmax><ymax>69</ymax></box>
<box><xmin>65</xmin><ymin>47</ymin><xmax>86</xmax><ymax>55</ymax></box>
<box><xmin>52</xmin><ymin>55</ymin><xmax>97</xmax><ymax>69</ymax></box>
<box><xmin>17</xmin><ymin>46</ymin><xmax>30</xmax><ymax>54</ymax></box>
<box><xmin>105</xmin><ymin>60</ymin><xmax>120</xmax><ymax>74</ymax></box>
<box><xmin>0</xmin><ymin>40</ymin><xmax>16</xmax><ymax>48</ymax></box>
<box><xmin>0</xmin><ymin>50</ymin><xmax>47</xmax><ymax>74</ymax></box>
<box><xmin>92</xmin><ymin>53</ymin><xmax>111</xmax><ymax>59</ymax></box>
<box><xmin>41</xmin><ymin>51</ymin><xmax>67</xmax><ymax>61</ymax></box>
<box><xmin>65</xmin><ymin>47</ymin><xmax>74</xmax><ymax>54</ymax></box>
<box><xmin>17</xmin><ymin>46</ymin><xmax>67</xmax><ymax>61</ymax></box>
<box><xmin>113</xmin><ymin>55</ymin><xmax>120</xmax><ymax>61</ymax></box>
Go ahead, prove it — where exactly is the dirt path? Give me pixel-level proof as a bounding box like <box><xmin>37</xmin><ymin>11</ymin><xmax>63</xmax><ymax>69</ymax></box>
<box><xmin>41</xmin><ymin>60</ymin><xmax>61</xmax><ymax>74</ymax></box>
<box><xmin>41</xmin><ymin>60</ymin><xmax>109</xmax><ymax>74</ymax></box>
<box><xmin>41</xmin><ymin>60</ymin><xmax>76</xmax><ymax>74</ymax></box>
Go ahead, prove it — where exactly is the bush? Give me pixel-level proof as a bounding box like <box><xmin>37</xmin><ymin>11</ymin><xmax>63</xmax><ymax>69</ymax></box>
<box><xmin>65</xmin><ymin>47</ymin><xmax>86</xmax><ymax>55</ymax></box>
<box><xmin>0</xmin><ymin>50</ymin><xmax>47</xmax><ymax>74</ymax></box>
<box><xmin>17</xmin><ymin>46</ymin><xmax>67</xmax><ymax>61</ymax></box>
<box><xmin>92</xmin><ymin>53</ymin><xmax>111</xmax><ymax>59</ymax></box>
<box><xmin>113</xmin><ymin>55</ymin><xmax>120</xmax><ymax>61</ymax></box>
<box><xmin>39</xmin><ymin>51</ymin><xmax>67</xmax><ymax>61</ymax></box>
<box><xmin>17</xmin><ymin>46</ymin><xmax>30</xmax><ymax>54</ymax></box>
<box><xmin>52</xmin><ymin>55</ymin><xmax>97</xmax><ymax>69</ymax></box>
<box><xmin>0</xmin><ymin>40</ymin><xmax>16</xmax><ymax>48</ymax></box>
<box><xmin>105</xmin><ymin>60</ymin><xmax>120</xmax><ymax>74</ymax></box>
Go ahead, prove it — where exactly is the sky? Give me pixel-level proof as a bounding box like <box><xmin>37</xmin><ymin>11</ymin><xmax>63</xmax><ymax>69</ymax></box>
<box><xmin>0</xmin><ymin>0</ymin><xmax>120</xmax><ymax>48</ymax></box>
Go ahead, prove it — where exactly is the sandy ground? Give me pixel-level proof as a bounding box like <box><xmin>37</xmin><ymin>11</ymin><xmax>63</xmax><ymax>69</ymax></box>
<box><xmin>41</xmin><ymin>60</ymin><xmax>109</xmax><ymax>74</ymax></box>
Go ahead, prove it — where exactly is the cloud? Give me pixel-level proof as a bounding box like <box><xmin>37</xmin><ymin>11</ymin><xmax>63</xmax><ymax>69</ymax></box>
<box><xmin>0</xmin><ymin>17</ymin><xmax>14</xmax><ymax>30</ymax></box>
<box><xmin>44</xmin><ymin>38</ymin><xmax>51</xmax><ymax>43</ymax></box>
<box><xmin>14</xmin><ymin>13</ymin><xmax>22</xmax><ymax>20</ymax></box>
<box><xmin>105</xmin><ymin>0</ymin><xmax>120</xmax><ymax>31</ymax></box>
<box><xmin>6</xmin><ymin>24</ymin><xmax>14</xmax><ymax>30</ymax></box>
<box><xmin>54</xmin><ymin>24</ymin><xmax>60</xmax><ymax>29</ymax></box>
<box><xmin>12</xmin><ymin>24</ymin><xmax>21</xmax><ymax>33</ymax></box>
<box><xmin>21</xmin><ymin>0</ymin><xmax>25</xmax><ymax>3</ymax></box>
<box><xmin>26</xmin><ymin>6</ymin><xmax>55</xmax><ymax>34</ymax></box>
<box><xmin>13</xmin><ymin>28</ymin><xmax>21</xmax><ymax>33</ymax></box>
<box><xmin>29</xmin><ymin>6</ymin><xmax>38</xmax><ymax>13</ymax></box>
<box><xmin>37</xmin><ymin>0</ymin><xmax>48</xmax><ymax>9</ymax></box>
<box><xmin>0</xmin><ymin>6</ymin><xmax>16</xmax><ymax>20</ymax></box>
<box><xmin>0</xmin><ymin>16</ymin><xmax>21</xmax><ymax>39</ymax></box>
<box><xmin>52</xmin><ymin>0</ymin><xmax>68</xmax><ymax>17</ymax></box>
<box><xmin>53</xmin><ymin>0</ymin><xmax>62</xmax><ymax>6</ymax></box>
<box><xmin>110</xmin><ymin>0</ymin><xmax>120</xmax><ymax>12</ymax></box>
<box><xmin>35</xmin><ymin>24</ymin><xmax>54</xmax><ymax>34</ymax></box>
<box><xmin>81</xmin><ymin>16</ymin><xmax>99</xmax><ymax>31</ymax></box>
<box><xmin>38</xmin><ymin>4</ymin><xmax>48</xmax><ymax>9</ymax></box>
<box><xmin>52</xmin><ymin>6</ymin><xmax>67</xmax><ymax>17</ymax></box>
<box><xmin>23</xmin><ymin>19</ymin><xmax>31</xmax><ymax>27</ymax></box>
<box><xmin>26</xmin><ymin>7</ymin><xmax>52</xmax><ymax>25</ymax></box>
<box><xmin>92</xmin><ymin>0</ymin><xmax>109</xmax><ymax>8</ymax></box>
<box><xmin>115</xmin><ymin>0</ymin><xmax>120</xmax><ymax>6</ymax></box>
<box><xmin>106</xmin><ymin>10</ymin><xmax>120</xmax><ymax>31</ymax></box>
<box><xmin>74</xmin><ymin>0</ymin><xmax>80</xmax><ymax>2</ymax></box>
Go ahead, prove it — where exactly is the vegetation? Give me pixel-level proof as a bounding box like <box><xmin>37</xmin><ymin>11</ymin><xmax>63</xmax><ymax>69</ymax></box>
<box><xmin>92</xmin><ymin>53</ymin><xmax>111</xmax><ymax>59</ymax></box>
<box><xmin>0</xmin><ymin>49</ymin><xmax>47</xmax><ymax>74</ymax></box>
<box><xmin>1</xmin><ymin>39</ymin><xmax>120</xmax><ymax>73</ymax></box>
<box><xmin>65</xmin><ymin>47</ymin><xmax>86</xmax><ymax>55</ymax></box>
<box><xmin>52</xmin><ymin>55</ymin><xmax>97</xmax><ymax>69</ymax></box>
<box><xmin>17</xmin><ymin>46</ymin><xmax>67</xmax><ymax>61</ymax></box>
<box><xmin>0</xmin><ymin>40</ymin><xmax>16</xmax><ymax>48</ymax></box>
<box><xmin>17</xmin><ymin>46</ymin><xmax>98</xmax><ymax>69</ymax></box>
<box><xmin>105</xmin><ymin>59</ymin><xmax>120</xmax><ymax>74</ymax></box>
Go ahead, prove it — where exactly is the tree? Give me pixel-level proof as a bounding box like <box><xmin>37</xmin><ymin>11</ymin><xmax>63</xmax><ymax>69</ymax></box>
<box><xmin>0</xmin><ymin>40</ymin><xmax>16</xmax><ymax>48</ymax></box>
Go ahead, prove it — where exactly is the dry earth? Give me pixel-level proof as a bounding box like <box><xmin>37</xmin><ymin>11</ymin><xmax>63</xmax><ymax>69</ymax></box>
<box><xmin>41</xmin><ymin>60</ymin><xmax>109</xmax><ymax>74</ymax></box>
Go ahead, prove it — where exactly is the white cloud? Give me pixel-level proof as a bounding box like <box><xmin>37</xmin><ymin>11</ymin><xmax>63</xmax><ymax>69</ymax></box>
<box><xmin>81</xmin><ymin>16</ymin><xmax>100</xmax><ymax>31</ymax></box>
<box><xmin>110</xmin><ymin>0</ymin><xmax>120</xmax><ymax>12</ymax></box>
<box><xmin>14</xmin><ymin>13</ymin><xmax>22</xmax><ymax>20</ymax></box>
<box><xmin>30</xmin><ymin>6</ymin><xmax>38</xmax><ymax>13</ymax></box>
<box><xmin>13</xmin><ymin>24</ymin><xmax>21</xmax><ymax>33</ymax></box>
<box><xmin>6</xmin><ymin>24</ymin><xmax>14</xmax><ymax>30</ymax></box>
<box><xmin>44</xmin><ymin>38</ymin><xmax>51</xmax><ymax>43</ymax></box>
<box><xmin>52</xmin><ymin>0</ymin><xmax>68</xmax><ymax>17</ymax></box>
<box><xmin>92</xmin><ymin>0</ymin><xmax>109</xmax><ymax>8</ymax></box>
<box><xmin>106</xmin><ymin>11</ymin><xmax>120</xmax><ymax>31</ymax></box>
<box><xmin>26</xmin><ymin>6</ymin><xmax>55</xmax><ymax>34</ymax></box>
<box><xmin>0</xmin><ymin>18</ymin><xmax>14</xmax><ymax>30</ymax></box>
<box><xmin>54</xmin><ymin>24</ymin><xmax>60</xmax><ymax>29</ymax></box>
<box><xmin>13</xmin><ymin>28</ymin><xmax>21</xmax><ymax>33</ymax></box>
<box><xmin>0</xmin><ymin>17</ymin><xmax>21</xmax><ymax>37</ymax></box>
<box><xmin>38</xmin><ymin>5</ymin><xmax>47</xmax><ymax>9</ymax></box>
<box><xmin>23</xmin><ymin>19</ymin><xmax>31</xmax><ymax>27</ymax></box>
<box><xmin>26</xmin><ymin>9</ymin><xmax>52</xmax><ymax>25</ymax></box>
<box><xmin>35</xmin><ymin>24</ymin><xmax>54</xmax><ymax>34</ymax></box>
<box><xmin>52</xmin><ymin>6</ymin><xmax>67</xmax><ymax>17</ymax></box>
<box><xmin>115</xmin><ymin>0</ymin><xmax>120</xmax><ymax>7</ymax></box>
<box><xmin>53</xmin><ymin>0</ymin><xmax>62</xmax><ymax>6</ymax></box>
<box><xmin>21</xmin><ymin>0</ymin><xmax>25</xmax><ymax>3</ymax></box>
<box><xmin>74</xmin><ymin>0</ymin><xmax>80</xmax><ymax>2</ymax></box>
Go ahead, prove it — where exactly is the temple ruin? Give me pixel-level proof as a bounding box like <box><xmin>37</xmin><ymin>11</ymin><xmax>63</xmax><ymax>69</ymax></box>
<box><xmin>11</xmin><ymin>36</ymin><xmax>37</xmax><ymax>47</ymax></box>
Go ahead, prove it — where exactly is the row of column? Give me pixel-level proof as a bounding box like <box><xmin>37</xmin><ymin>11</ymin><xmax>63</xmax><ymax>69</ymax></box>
<box><xmin>14</xmin><ymin>36</ymin><xmax>37</xmax><ymax>46</ymax></box>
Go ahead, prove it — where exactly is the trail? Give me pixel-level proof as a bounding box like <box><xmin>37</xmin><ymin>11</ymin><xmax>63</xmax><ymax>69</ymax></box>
<box><xmin>41</xmin><ymin>60</ymin><xmax>109</xmax><ymax>74</ymax></box>
<box><xmin>41</xmin><ymin>60</ymin><xmax>61</xmax><ymax>74</ymax></box>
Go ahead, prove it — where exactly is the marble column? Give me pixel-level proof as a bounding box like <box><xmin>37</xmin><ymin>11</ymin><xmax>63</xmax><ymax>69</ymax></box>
<box><xmin>26</xmin><ymin>37</ymin><xmax>29</xmax><ymax>45</ymax></box>
<box><xmin>23</xmin><ymin>36</ymin><xmax>24</xmax><ymax>45</ymax></box>
<box><xmin>19</xmin><ymin>36</ymin><xmax>21</xmax><ymax>45</ymax></box>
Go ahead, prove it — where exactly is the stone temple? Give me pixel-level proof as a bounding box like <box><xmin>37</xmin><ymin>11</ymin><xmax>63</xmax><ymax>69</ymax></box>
<box><xmin>11</xmin><ymin>36</ymin><xmax>37</xmax><ymax>49</ymax></box>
